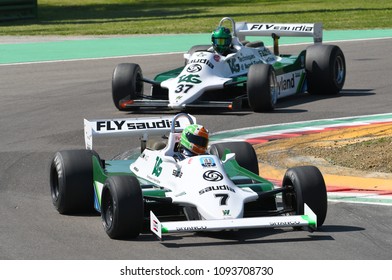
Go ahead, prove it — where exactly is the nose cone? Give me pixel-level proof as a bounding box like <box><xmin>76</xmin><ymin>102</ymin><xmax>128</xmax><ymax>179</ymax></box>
<box><xmin>196</xmin><ymin>185</ymin><xmax>245</xmax><ymax>220</ymax></box>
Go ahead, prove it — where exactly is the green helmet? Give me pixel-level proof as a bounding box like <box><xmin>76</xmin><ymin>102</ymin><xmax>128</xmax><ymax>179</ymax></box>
<box><xmin>211</xmin><ymin>26</ymin><xmax>232</xmax><ymax>54</ymax></box>
<box><xmin>180</xmin><ymin>124</ymin><xmax>209</xmax><ymax>155</ymax></box>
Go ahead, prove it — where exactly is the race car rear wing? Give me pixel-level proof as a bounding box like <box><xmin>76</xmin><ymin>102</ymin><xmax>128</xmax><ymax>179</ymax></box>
<box><xmin>234</xmin><ymin>21</ymin><xmax>323</xmax><ymax>43</ymax></box>
<box><xmin>84</xmin><ymin>114</ymin><xmax>196</xmax><ymax>150</ymax></box>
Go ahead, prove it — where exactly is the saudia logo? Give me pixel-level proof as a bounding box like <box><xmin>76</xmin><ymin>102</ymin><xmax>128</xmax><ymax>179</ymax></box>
<box><xmin>199</xmin><ymin>185</ymin><xmax>235</xmax><ymax>195</ymax></box>
<box><xmin>250</xmin><ymin>24</ymin><xmax>314</xmax><ymax>32</ymax></box>
<box><xmin>277</xmin><ymin>74</ymin><xmax>295</xmax><ymax>91</ymax></box>
<box><xmin>96</xmin><ymin>120</ymin><xmax>180</xmax><ymax>131</ymax></box>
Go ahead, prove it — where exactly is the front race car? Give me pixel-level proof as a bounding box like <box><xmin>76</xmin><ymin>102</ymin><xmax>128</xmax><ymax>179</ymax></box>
<box><xmin>50</xmin><ymin>113</ymin><xmax>328</xmax><ymax>240</ymax></box>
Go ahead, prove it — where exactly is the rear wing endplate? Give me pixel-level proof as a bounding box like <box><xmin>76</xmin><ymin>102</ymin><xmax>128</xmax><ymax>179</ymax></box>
<box><xmin>235</xmin><ymin>22</ymin><xmax>323</xmax><ymax>43</ymax></box>
<box><xmin>84</xmin><ymin>114</ymin><xmax>196</xmax><ymax>150</ymax></box>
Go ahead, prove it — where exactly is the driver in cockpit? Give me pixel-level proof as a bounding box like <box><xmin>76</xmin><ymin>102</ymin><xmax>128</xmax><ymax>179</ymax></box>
<box><xmin>211</xmin><ymin>26</ymin><xmax>235</xmax><ymax>56</ymax></box>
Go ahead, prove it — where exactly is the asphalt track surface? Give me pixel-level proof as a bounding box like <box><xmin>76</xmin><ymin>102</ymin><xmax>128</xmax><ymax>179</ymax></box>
<box><xmin>1</xmin><ymin>38</ymin><xmax>392</xmax><ymax>259</ymax></box>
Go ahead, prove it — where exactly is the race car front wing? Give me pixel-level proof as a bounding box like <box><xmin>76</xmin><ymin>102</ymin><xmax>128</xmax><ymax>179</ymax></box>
<box><xmin>119</xmin><ymin>99</ymin><xmax>242</xmax><ymax>110</ymax></box>
<box><xmin>150</xmin><ymin>203</ymin><xmax>317</xmax><ymax>239</ymax></box>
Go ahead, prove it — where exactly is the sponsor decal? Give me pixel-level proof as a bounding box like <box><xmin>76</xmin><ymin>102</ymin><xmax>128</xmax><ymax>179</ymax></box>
<box><xmin>250</xmin><ymin>24</ymin><xmax>314</xmax><ymax>32</ymax></box>
<box><xmin>270</xmin><ymin>221</ymin><xmax>301</xmax><ymax>226</ymax></box>
<box><xmin>178</xmin><ymin>74</ymin><xmax>202</xmax><ymax>84</ymax></box>
<box><xmin>152</xmin><ymin>156</ymin><xmax>163</xmax><ymax>177</ymax></box>
<box><xmin>172</xmin><ymin>169</ymin><xmax>183</xmax><ymax>178</ymax></box>
<box><xmin>199</xmin><ymin>184</ymin><xmax>235</xmax><ymax>195</ymax></box>
<box><xmin>203</xmin><ymin>170</ymin><xmax>223</xmax><ymax>181</ymax></box>
<box><xmin>277</xmin><ymin>74</ymin><xmax>295</xmax><ymax>91</ymax></box>
<box><xmin>95</xmin><ymin>120</ymin><xmax>180</xmax><ymax>131</ymax></box>
<box><xmin>228</xmin><ymin>58</ymin><xmax>240</xmax><ymax>73</ymax></box>
<box><xmin>238</xmin><ymin>54</ymin><xmax>256</xmax><ymax>62</ymax></box>
<box><xmin>222</xmin><ymin>209</ymin><xmax>231</xmax><ymax>216</ymax></box>
<box><xmin>258</xmin><ymin>49</ymin><xmax>272</xmax><ymax>57</ymax></box>
<box><xmin>186</xmin><ymin>64</ymin><xmax>202</xmax><ymax>73</ymax></box>
<box><xmin>189</xmin><ymin>58</ymin><xmax>214</xmax><ymax>69</ymax></box>
<box><xmin>213</xmin><ymin>54</ymin><xmax>221</xmax><ymax>62</ymax></box>
<box><xmin>228</xmin><ymin>57</ymin><xmax>263</xmax><ymax>74</ymax></box>
<box><xmin>196</xmin><ymin>52</ymin><xmax>207</xmax><ymax>57</ymax></box>
<box><xmin>176</xmin><ymin>226</ymin><xmax>207</xmax><ymax>231</ymax></box>
<box><xmin>152</xmin><ymin>219</ymin><xmax>159</xmax><ymax>234</ymax></box>
<box><xmin>265</xmin><ymin>56</ymin><xmax>276</xmax><ymax>63</ymax></box>
<box><xmin>200</xmin><ymin>157</ymin><xmax>216</xmax><ymax>168</ymax></box>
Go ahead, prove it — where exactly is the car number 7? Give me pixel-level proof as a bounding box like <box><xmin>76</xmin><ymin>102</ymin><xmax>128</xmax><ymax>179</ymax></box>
<box><xmin>215</xmin><ymin>193</ymin><xmax>229</xmax><ymax>205</ymax></box>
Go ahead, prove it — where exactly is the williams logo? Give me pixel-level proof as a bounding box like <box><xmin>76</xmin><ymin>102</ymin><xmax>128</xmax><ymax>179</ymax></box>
<box><xmin>222</xmin><ymin>209</ymin><xmax>231</xmax><ymax>216</ymax></box>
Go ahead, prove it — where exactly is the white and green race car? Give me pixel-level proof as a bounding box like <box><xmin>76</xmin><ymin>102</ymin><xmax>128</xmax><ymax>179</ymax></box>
<box><xmin>50</xmin><ymin>113</ymin><xmax>328</xmax><ymax>240</ymax></box>
<box><xmin>112</xmin><ymin>17</ymin><xmax>345</xmax><ymax>112</ymax></box>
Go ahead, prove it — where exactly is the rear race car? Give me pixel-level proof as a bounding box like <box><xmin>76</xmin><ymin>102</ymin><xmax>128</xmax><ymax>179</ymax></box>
<box><xmin>50</xmin><ymin>113</ymin><xmax>327</xmax><ymax>240</ymax></box>
<box><xmin>112</xmin><ymin>17</ymin><xmax>345</xmax><ymax>112</ymax></box>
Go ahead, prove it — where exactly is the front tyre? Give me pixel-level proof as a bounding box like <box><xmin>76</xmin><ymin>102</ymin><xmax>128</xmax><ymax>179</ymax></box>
<box><xmin>282</xmin><ymin>166</ymin><xmax>327</xmax><ymax>228</ymax></box>
<box><xmin>305</xmin><ymin>44</ymin><xmax>346</xmax><ymax>95</ymax></box>
<box><xmin>101</xmin><ymin>176</ymin><xmax>144</xmax><ymax>239</ymax></box>
<box><xmin>50</xmin><ymin>149</ymin><xmax>97</xmax><ymax>214</ymax></box>
<box><xmin>247</xmin><ymin>64</ymin><xmax>278</xmax><ymax>112</ymax></box>
<box><xmin>112</xmin><ymin>63</ymin><xmax>143</xmax><ymax>110</ymax></box>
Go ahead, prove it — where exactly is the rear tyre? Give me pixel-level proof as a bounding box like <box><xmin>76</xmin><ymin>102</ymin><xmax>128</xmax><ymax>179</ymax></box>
<box><xmin>282</xmin><ymin>166</ymin><xmax>327</xmax><ymax>228</ymax></box>
<box><xmin>112</xmin><ymin>63</ymin><xmax>143</xmax><ymax>110</ymax></box>
<box><xmin>50</xmin><ymin>149</ymin><xmax>98</xmax><ymax>214</ymax></box>
<box><xmin>305</xmin><ymin>44</ymin><xmax>346</xmax><ymax>95</ymax></box>
<box><xmin>101</xmin><ymin>176</ymin><xmax>144</xmax><ymax>239</ymax></box>
<box><xmin>247</xmin><ymin>64</ymin><xmax>278</xmax><ymax>112</ymax></box>
<box><xmin>209</xmin><ymin>141</ymin><xmax>259</xmax><ymax>175</ymax></box>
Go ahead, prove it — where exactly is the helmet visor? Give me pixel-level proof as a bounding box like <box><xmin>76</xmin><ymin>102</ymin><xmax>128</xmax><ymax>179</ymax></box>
<box><xmin>213</xmin><ymin>37</ymin><xmax>230</xmax><ymax>47</ymax></box>
<box><xmin>186</xmin><ymin>132</ymin><xmax>208</xmax><ymax>148</ymax></box>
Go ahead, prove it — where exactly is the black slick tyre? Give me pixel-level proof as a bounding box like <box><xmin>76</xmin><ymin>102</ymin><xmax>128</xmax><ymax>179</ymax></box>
<box><xmin>282</xmin><ymin>166</ymin><xmax>327</xmax><ymax>228</ymax></box>
<box><xmin>247</xmin><ymin>64</ymin><xmax>278</xmax><ymax>112</ymax></box>
<box><xmin>209</xmin><ymin>141</ymin><xmax>259</xmax><ymax>175</ymax></box>
<box><xmin>112</xmin><ymin>63</ymin><xmax>143</xmax><ymax>110</ymax></box>
<box><xmin>101</xmin><ymin>176</ymin><xmax>144</xmax><ymax>239</ymax></box>
<box><xmin>305</xmin><ymin>44</ymin><xmax>346</xmax><ymax>95</ymax></box>
<box><xmin>50</xmin><ymin>149</ymin><xmax>97</xmax><ymax>214</ymax></box>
